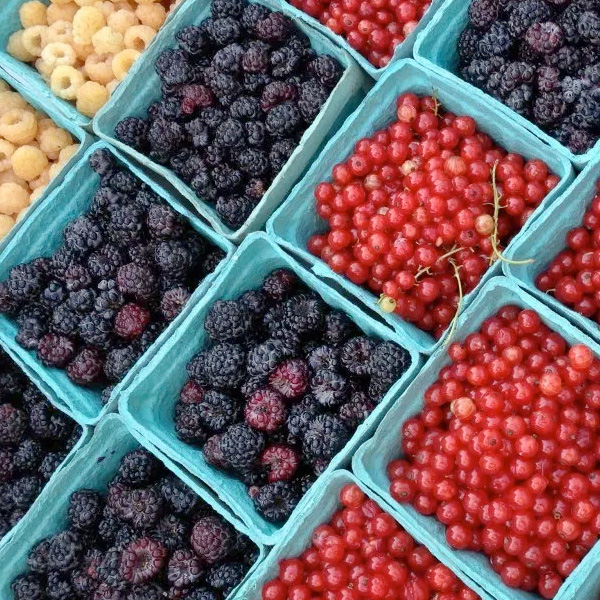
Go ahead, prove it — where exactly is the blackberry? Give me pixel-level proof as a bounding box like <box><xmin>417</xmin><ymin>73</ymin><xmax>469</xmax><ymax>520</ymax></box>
<box><xmin>6</xmin><ymin>263</ymin><xmax>44</xmax><ymax>303</ymax></box>
<box><xmin>119</xmin><ymin>538</ymin><xmax>168</xmax><ymax>584</ymax></box>
<box><xmin>243</xmin><ymin>121</ymin><xmax>265</xmax><ymax>147</ymax></box>
<box><xmin>339</xmin><ymin>392</ymin><xmax>374</xmax><ymax>428</ymax></box>
<box><xmin>268</xmin><ymin>138</ymin><xmax>296</xmax><ymax>172</ymax></box>
<box><xmin>369</xmin><ymin>341</ymin><xmax>409</xmax><ymax>383</ymax></box>
<box><xmin>98</xmin><ymin>507</ymin><xmax>120</xmax><ymax>543</ymax></box>
<box><xmin>108</xmin><ymin>170</ymin><xmax>139</xmax><ymax>195</ymax></box>
<box><xmin>12</xmin><ymin>574</ymin><xmax>45</xmax><ymax>600</ymax></box>
<box><xmin>461</xmin><ymin>57</ymin><xmax>505</xmax><ymax>87</ymax></box>
<box><xmin>78</xmin><ymin>309</ymin><xmax>114</xmax><ymax>348</ymax></box>
<box><xmin>159</xmin><ymin>475</ymin><xmax>199</xmax><ymax>516</ymax></box>
<box><xmin>308</xmin><ymin>345</ymin><xmax>340</xmax><ymax>373</ymax></box>
<box><xmin>546</xmin><ymin>45</ymin><xmax>582</xmax><ymax>75</ymax></box>
<box><xmin>281</xmin><ymin>293</ymin><xmax>325</xmax><ymax>335</ymax></box>
<box><xmin>160</xmin><ymin>287</ymin><xmax>190</xmax><ymax>321</ymax></box>
<box><xmin>340</xmin><ymin>336</ymin><xmax>376</xmax><ymax>376</ymax></box>
<box><xmin>311</xmin><ymin>370</ymin><xmax>348</xmax><ymax>407</ymax></box>
<box><xmin>573</xmin><ymin>89</ymin><xmax>600</xmax><ymax>130</ymax></box>
<box><xmin>303</xmin><ymin>414</ymin><xmax>350</xmax><ymax>460</ymax></box>
<box><xmin>211</xmin><ymin>163</ymin><xmax>243</xmax><ymax>191</ymax></box>
<box><xmin>115</xmin><ymin>117</ymin><xmax>148</xmax><ymax>151</ymax></box>
<box><xmin>478</xmin><ymin>22</ymin><xmax>512</xmax><ymax>58</ymax></box>
<box><xmin>175</xmin><ymin>404</ymin><xmax>209</xmax><ymax>444</ymax></box>
<box><xmin>127</xmin><ymin>584</ymin><xmax>165</xmax><ymax>600</ymax></box>
<box><xmin>13</xmin><ymin>439</ymin><xmax>43</xmax><ymax>473</ymax></box>
<box><xmin>241</xmin><ymin>3</ymin><xmax>270</xmax><ymax>32</ymax></box>
<box><xmin>252</xmin><ymin>481</ymin><xmax>299</xmax><ymax>522</ymax></box>
<box><xmin>154</xmin><ymin>241</ymin><xmax>193</xmax><ymax>278</ymax></box>
<box><xmin>155</xmin><ymin>48</ymin><xmax>191</xmax><ymax>86</ymax></box>
<box><xmin>498</xmin><ymin>61</ymin><xmax>535</xmax><ymax>96</ymax></box>
<box><xmin>104</xmin><ymin>345</ymin><xmax>142</xmax><ymax>382</ymax></box>
<box><xmin>204</xmin><ymin>342</ymin><xmax>246</xmax><ymax>389</ymax></box>
<box><xmin>118</xmin><ymin>448</ymin><xmax>158</xmax><ymax>486</ymax></box>
<box><xmin>255</xmin><ymin>12</ymin><xmax>291</xmax><ymax>42</ymax></box>
<box><xmin>215</xmin><ymin>194</ymin><xmax>256</xmax><ymax>228</ymax></box>
<box><xmin>270</xmin><ymin>45</ymin><xmax>302</xmax><ymax>78</ymax></box>
<box><xmin>579</xmin><ymin>10</ymin><xmax>600</xmax><ymax>44</ymax></box>
<box><xmin>87</xmin><ymin>245</ymin><xmax>123</xmax><ymax>279</ymax></box>
<box><xmin>170</xmin><ymin>150</ymin><xmax>207</xmax><ymax>183</ymax></box>
<box><xmin>215</xmin><ymin>118</ymin><xmax>246</xmax><ymax>148</ymax></box>
<box><xmin>154</xmin><ymin>97</ymin><xmax>187</xmax><ymax>122</ymax></box>
<box><xmin>117</xmin><ymin>263</ymin><xmax>157</xmax><ymax>300</ymax></box>
<box><xmin>263</xmin><ymin>268</ymin><xmax>297</xmax><ymax>301</ymax></box>
<box><xmin>243</xmin><ymin>72</ymin><xmax>272</xmax><ymax>93</ymax></box>
<box><xmin>90</xmin><ymin>186</ymin><xmax>128</xmax><ymax>217</ymax></box>
<box><xmin>167</xmin><ymin>548</ymin><xmax>203</xmax><ymax>587</ymax></box>
<box><xmin>268</xmin><ymin>359</ymin><xmax>308</xmax><ymax>399</ymax></box>
<box><xmin>266</xmin><ymin>101</ymin><xmax>301</xmax><ymax>137</ymax></box>
<box><xmin>63</xmin><ymin>216</ymin><xmax>104</xmax><ymax>255</ymax></box>
<box><xmin>323</xmin><ymin>311</ymin><xmax>356</xmax><ymax>345</ymax></box>
<box><xmin>507</xmin><ymin>0</ymin><xmax>551</xmax><ymax>37</ymax></box>
<box><xmin>29</xmin><ymin>400</ymin><xmax>71</xmax><ymax>440</ymax></box>
<box><xmin>526</xmin><ymin>21</ymin><xmax>565</xmax><ymax>56</ymax></box>
<box><xmin>27</xmin><ymin>538</ymin><xmax>51</xmax><ymax>573</ymax></box>
<box><xmin>108</xmin><ymin>204</ymin><xmax>145</xmax><ymax>246</ymax></box>
<box><xmin>47</xmin><ymin>530</ymin><xmax>82</xmax><ymax>572</ymax></box>
<box><xmin>286</xmin><ymin>398</ymin><xmax>320</xmax><ymax>438</ymax></box>
<box><xmin>200</xmin><ymin>107</ymin><xmax>229</xmax><ymax>130</ymax></box>
<box><xmin>203</xmin><ymin>433</ymin><xmax>227</xmax><ymax>468</ymax></box>
<box><xmin>247</xmin><ymin>339</ymin><xmax>286</xmax><ymax>377</ymax></box>
<box><xmin>127</xmin><ymin>487</ymin><xmax>164</xmax><ymax>529</ymax></box>
<box><xmin>298</xmin><ymin>79</ymin><xmax>329</xmax><ymax>121</ymax></box>
<box><xmin>260</xmin><ymin>80</ymin><xmax>297</xmax><ymax>112</ymax></box>
<box><xmin>101</xmin><ymin>385</ymin><xmax>115</xmax><ymax>406</ymax></box>
<box><xmin>505</xmin><ymin>84</ymin><xmax>534</xmax><ymax>116</ymax></box>
<box><xmin>209</xmin><ymin>16</ymin><xmax>241</xmax><ymax>46</ymax></box>
<box><xmin>152</xmin><ymin>514</ymin><xmax>188</xmax><ymax>551</ymax></box>
<box><xmin>89</xmin><ymin>148</ymin><xmax>114</xmax><ymax>176</ymax></box>
<box><xmin>244</xmin><ymin>388</ymin><xmax>286</xmax><ymax>432</ymax></box>
<box><xmin>206</xmin><ymin>561</ymin><xmax>246</xmax><ymax>594</ymax></box>
<box><xmin>66</xmin><ymin>347</ymin><xmax>104</xmax><ymax>385</ymax></box>
<box><xmin>37</xmin><ymin>333</ymin><xmax>75</xmax><ymax>367</ymax></box>
<box><xmin>239</xmin><ymin>289</ymin><xmax>268</xmax><ymax>317</ymax></box>
<box><xmin>233</xmin><ymin>148</ymin><xmax>269</xmax><ymax>177</ymax></box>
<box><xmin>147</xmin><ymin>117</ymin><xmax>185</xmax><ymax>156</ymax></box>
<box><xmin>458</xmin><ymin>26</ymin><xmax>481</xmax><ymax>66</ymax></box>
<box><xmin>39</xmin><ymin>453</ymin><xmax>65</xmax><ymax>480</ymax></box>
<box><xmin>534</xmin><ymin>90</ymin><xmax>567</xmax><ymax>126</ymax></box>
<box><xmin>196</xmin><ymin>389</ymin><xmax>241</xmax><ymax>433</ymax></box>
<box><xmin>242</xmin><ymin>41</ymin><xmax>269</xmax><ymax>73</ymax></box>
<box><xmin>212</xmin><ymin>43</ymin><xmax>244</xmax><ymax>74</ymax></box>
<box><xmin>307</xmin><ymin>55</ymin><xmax>342</xmax><ymax>88</ymax></box>
<box><xmin>271</xmin><ymin>328</ymin><xmax>301</xmax><ymax>357</ymax></box>
<box><xmin>181</xmin><ymin>84</ymin><xmax>216</xmax><ymax>116</ymax></box>
<box><xmin>63</xmin><ymin>263</ymin><xmax>92</xmax><ymax>292</ymax></box>
<box><xmin>40</xmin><ymin>280</ymin><xmax>67</xmax><ymax>308</ymax></box>
<box><xmin>568</xmin><ymin>127</ymin><xmax>597</xmax><ymax>153</ymax></box>
<box><xmin>204</xmin><ymin>300</ymin><xmax>253</xmax><ymax>343</ymax></box>
<box><xmin>176</xmin><ymin>25</ymin><xmax>210</xmax><ymax>55</ymax></box>
<box><xmin>185</xmin><ymin>119</ymin><xmax>211</xmax><ymax>149</ymax></box>
<box><xmin>230</xmin><ymin>95</ymin><xmax>262</xmax><ymax>121</ymax></box>
<box><xmin>191</xmin><ymin>170</ymin><xmax>218</xmax><ymax>200</ymax></box>
<box><xmin>0</xmin><ymin>283</ymin><xmax>19</xmax><ymax>315</ymax></box>
<box><xmin>187</xmin><ymin>350</ymin><xmax>208</xmax><ymax>382</ymax></box>
<box><xmin>220</xmin><ymin>423</ymin><xmax>265</xmax><ymax>471</ymax></box>
<box><xmin>202</xmin><ymin>249</ymin><xmax>225</xmax><ymax>276</ymax></box>
<box><xmin>47</xmin><ymin>571</ymin><xmax>75</xmax><ymax>600</ymax></box>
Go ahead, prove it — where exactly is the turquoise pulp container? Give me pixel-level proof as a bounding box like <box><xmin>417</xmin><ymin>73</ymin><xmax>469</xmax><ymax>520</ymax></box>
<box><xmin>504</xmin><ymin>154</ymin><xmax>600</xmax><ymax>346</ymax></box>
<box><xmin>0</xmin><ymin>140</ymin><xmax>234</xmax><ymax>425</ymax></box>
<box><xmin>234</xmin><ymin>469</ymin><xmax>495</xmax><ymax>600</ymax></box>
<box><xmin>413</xmin><ymin>0</ymin><xmax>599</xmax><ymax>169</ymax></box>
<box><xmin>0</xmin><ymin>64</ymin><xmax>89</xmax><ymax>257</ymax></box>
<box><xmin>93</xmin><ymin>0</ymin><xmax>371</xmax><ymax>243</ymax></box>
<box><xmin>119</xmin><ymin>231</ymin><xmax>423</xmax><ymax>546</ymax></box>
<box><xmin>352</xmin><ymin>276</ymin><xmax>600</xmax><ymax>600</ymax></box>
<box><xmin>267</xmin><ymin>58</ymin><xmax>575</xmax><ymax>355</ymax></box>
<box><xmin>0</xmin><ymin>414</ymin><xmax>265</xmax><ymax>600</ymax></box>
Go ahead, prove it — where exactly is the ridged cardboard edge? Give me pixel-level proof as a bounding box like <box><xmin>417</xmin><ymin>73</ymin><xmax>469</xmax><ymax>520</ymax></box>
<box><xmin>234</xmin><ymin>469</ymin><xmax>495</xmax><ymax>600</ymax></box>
<box><xmin>0</xmin><ymin>140</ymin><xmax>235</xmax><ymax>425</ymax></box>
<box><xmin>92</xmin><ymin>0</ymin><xmax>371</xmax><ymax>243</ymax></box>
<box><xmin>352</xmin><ymin>276</ymin><xmax>600</xmax><ymax>600</ymax></box>
<box><xmin>0</xmin><ymin>414</ymin><xmax>265</xmax><ymax>600</ymax></box>
<box><xmin>119</xmin><ymin>231</ymin><xmax>423</xmax><ymax>546</ymax></box>
<box><xmin>412</xmin><ymin>0</ymin><xmax>598</xmax><ymax>170</ymax></box>
<box><xmin>266</xmin><ymin>58</ymin><xmax>575</xmax><ymax>355</ymax></box>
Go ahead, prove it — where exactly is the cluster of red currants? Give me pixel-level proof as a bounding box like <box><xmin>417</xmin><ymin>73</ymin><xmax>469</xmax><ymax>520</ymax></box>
<box><xmin>262</xmin><ymin>484</ymin><xmax>482</xmax><ymax>600</ymax></box>
<box><xmin>537</xmin><ymin>179</ymin><xmax>600</xmax><ymax>326</ymax></box>
<box><xmin>388</xmin><ymin>305</ymin><xmax>600</xmax><ymax>598</ymax></box>
<box><xmin>288</xmin><ymin>0</ymin><xmax>430</xmax><ymax>67</ymax></box>
<box><xmin>307</xmin><ymin>94</ymin><xmax>559</xmax><ymax>338</ymax></box>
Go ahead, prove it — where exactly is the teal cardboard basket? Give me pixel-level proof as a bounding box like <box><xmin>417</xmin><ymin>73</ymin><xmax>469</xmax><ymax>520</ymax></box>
<box><xmin>0</xmin><ymin>0</ymin><xmax>183</xmax><ymax>129</ymax></box>
<box><xmin>0</xmin><ymin>141</ymin><xmax>234</xmax><ymax>426</ymax></box>
<box><xmin>0</xmin><ymin>64</ymin><xmax>89</xmax><ymax>257</ymax></box>
<box><xmin>0</xmin><ymin>414</ymin><xmax>265</xmax><ymax>600</ymax></box>
<box><xmin>413</xmin><ymin>0</ymin><xmax>598</xmax><ymax>169</ymax></box>
<box><xmin>504</xmin><ymin>155</ymin><xmax>600</xmax><ymax>345</ymax></box>
<box><xmin>352</xmin><ymin>276</ymin><xmax>600</xmax><ymax>600</ymax></box>
<box><xmin>93</xmin><ymin>0</ymin><xmax>371</xmax><ymax>243</ymax></box>
<box><xmin>120</xmin><ymin>232</ymin><xmax>423</xmax><ymax>546</ymax></box>
<box><xmin>279</xmin><ymin>0</ymin><xmax>447</xmax><ymax>80</ymax></box>
<box><xmin>267</xmin><ymin>59</ymin><xmax>575</xmax><ymax>355</ymax></box>
<box><xmin>234</xmin><ymin>469</ymin><xmax>495</xmax><ymax>600</ymax></box>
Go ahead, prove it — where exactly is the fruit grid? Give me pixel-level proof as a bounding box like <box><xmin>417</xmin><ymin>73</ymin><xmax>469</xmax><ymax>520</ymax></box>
<box><xmin>1</xmin><ymin>0</ymin><xmax>600</xmax><ymax>600</ymax></box>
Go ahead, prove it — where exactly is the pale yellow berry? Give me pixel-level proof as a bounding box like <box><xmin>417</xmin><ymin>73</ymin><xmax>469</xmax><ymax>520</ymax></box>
<box><xmin>84</xmin><ymin>53</ymin><xmax>114</xmax><ymax>84</ymax></box>
<box><xmin>21</xmin><ymin>25</ymin><xmax>49</xmax><ymax>58</ymax></box>
<box><xmin>107</xmin><ymin>9</ymin><xmax>138</xmax><ymax>35</ymax></box>
<box><xmin>50</xmin><ymin>0</ymin><xmax>77</xmax><ymax>6</ymax></box>
<box><xmin>48</xmin><ymin>162</ymin><xmax>64</xmax><ymax>179</ymax></box>
<box><xmin>0</xmin><ymin>109</ymin><xmax>38</xmax><ymax>144</ymax></box>
<box><xmin>7</xmin><ymin>31</ymin><xmax>36</xmax><ymax>63</ymax></box>
<box><xmin>20</xmin><ymin>1</ymin><xmax>48</xmax><ymax>28</ymax></box>
<box><xmin>0</xmin><ymin>140</ymin><xmax>15</xmax><ymax>173</ymax></box>
<box><xmin>36</xmin><ymin>118</ymin><xmax>57</xmax><ymax>139</ymax></box>
<box><xmin>0</xmin><ymin>183</ymin><xmax>30</xmax><ymax>215</ymax></box>
<box><xmin>11</xmin><ymin>145</ymin><xmax>49</xmax><ymax>181</ymax></box>
<box><xmin>135</xmin><ymin>3</ymin><xmax>165</xmax><ymax>29</ymax></box>
<box><xmin>94</xmin><ymin>1</ymin><xmax>115</xmax><ymax>17</ymax></box>
<box><xmin>111</xmin><ymin>48</ymin><xmax>139</xmax><ymax>81</ymax></box>
<box><xmin>0</xmin><ymin>91</ymin><xmax>29</xmax><ymax>116</ymax></box>
<box><xmin>0</xmin><ymin>82</ymin><xmax>9</xmax><ymax>93</ymax></box>
<box><xmin>123</xmin><ymin>24</ymin><xmax>155</xmax><ymax>51</ymax></box>
<box><xmin>76</xmin><ymin>80</ymin><xmax>109</xmax><ymax>116</ymax></box>
<box><xmin>30</xmin><ymin>166</ymin><xmax>51</xmax><ymax>189</ymax></box>
<box><xmin>34</xmin><ymin>58</ymin><xmax>54</xmax><ymax>79</ymax></box>
<box><xmin>134</xmin><ymin>0</ymin><xmax>159</xmax><ymax>5</ymax></box>
<box><xmin>0</xmin><ymin>214</ymin><xmax>16</xmax><ymax>239</ymax></box>
<box><xmin>58</xmin><ymin>143</ymin><xmax>80</xmax><ymax>163</ymax></box>
<box><xmin>0</xmin><ymin>172</ymin><xmax>27</xmax><ymax>190</ymax></box>
<box><xmin>105</xmin><ymin>79</ymin><xmax>119</xmax><ymax>94</ymax></box>
<box><xmin>47</xmin><ymin>20</ymin><xmax>74</xmax><ymax>44</ymax></box>
<box><xmin>16</xmin><ymin>206</ymin><xmax>30</xmax><ymax>222</ymax></box>
<box><xmin>92</xmin><ymin>26</ymin><xmax>124</xmax><ymax>53</ymax></box>
<box><xmin>50</xmin><ymin>65</ymin><xmax>84</xmax><ymax>99</ymax></box>
<box><xmin>73</xmin><ymin>6</ymin><xmax>106</xmax><ymax>45</ymax></box>
<box><xmin>28</xmin><ymin>187</ymin><xmax>45</xmax><ymax>205</ymax></box>
<box><xmin>41</xmin><ymin>41</ymin><xmax>77</xmax><ymax>68</ymax></box>
<box><xmin>73</xmin><ymin>40</ymin><xmax>94</xmax><ymax>59</ymax></box>
<box><xmin>39</xmin><ymin>126</ymin><xmax>74</xmax><ymax>159</ymax></box>
<box><xmin>74</xmin><ymin>0</ymin><xmax>97</xmax><ymax>6</ymax></box>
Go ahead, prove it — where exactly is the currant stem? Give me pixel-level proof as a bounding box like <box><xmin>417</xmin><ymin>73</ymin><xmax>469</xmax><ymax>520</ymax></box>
<box><xmin>443</xmin><ymin>258</ymin><xmax>463</xmax><ymax>348</ymax></box>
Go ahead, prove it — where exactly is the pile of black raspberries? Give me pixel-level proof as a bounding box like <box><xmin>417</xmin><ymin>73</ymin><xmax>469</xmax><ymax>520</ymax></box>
<box><xmin>0</xmin><ymin>149</ymin><xmax>225</xmax><ymax>398</ymax></box>
<box><xmin>173</xmin><ymin>268</ymin><xmax>411</xmax><ymax>524</ymax></box>
<box><xmin>458</xmin><ymin>0</ymin><xmax>600</xmax><ymax>154</ymax></box>
<box><xmin>11</xmin><ymin>448</ymin><xmax>257</xmax><ymax>600</ymax></box>
<box><xmin>114</xmin><ymin>0</ymin><xmax>344</xmax><ymax>231</ymax></box>
<box><xmin>0</xmin><ymin>348</ymin><xmax>81</xmax><ymax>541</ymax></box>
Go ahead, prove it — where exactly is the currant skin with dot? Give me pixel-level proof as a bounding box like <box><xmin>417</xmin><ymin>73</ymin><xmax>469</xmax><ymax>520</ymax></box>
<box><xmin>537</xmin><ymin>179</ymin><xmax>600</xmax><ymax>327</ymax></box>
<box><xmin>261</xmin><ymin>484</ymin><xmax>482</xmax><ymax>600</ymax></box>
<box><xmin>308</xmin><ymin>93</ymin><xmax>558</xmax><ymax>338</ymax></box>
<box><xmin>387</xmin><ymin>305</ymin><xmax>600</xmax><ymax>599</ymax></box>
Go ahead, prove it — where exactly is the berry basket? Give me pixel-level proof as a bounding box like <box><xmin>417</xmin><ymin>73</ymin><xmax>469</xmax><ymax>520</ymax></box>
<box><xmin>0</xmin><ymin>0</ymin><xmax>182</xmax><ymax>128</ymax></box>
<box><xmin>119</xmin><ymin>232</ymin><xmax>422</xmax><ymax>546</ymax></box>
<box><xmin>504</xmin><ymin>154</ymin><xmax>600</xmax><ymax>346</ymax></box>
<box><xmin>233</xmin><ymin>468</ymin><xmax>495</xmax><ymax>600</ymax></box>
<box><xmin>413</xmin><ymin>0</ymin><xmax>599</xmax><ymax>170</ymax></box>
<box><xmin>92</xmin><ymin>0</ymin><xmax>370</xmax><ymax>243</ymax></box>
<box><xmin>266</xmin><ymin>58</ymin><xmax>574</xmax><ymax>355</ymax></box>
<box><xmin>0</xmin><ymin>414</ymin><xmax>265</xmax><ymax>599</ymax></box>
<box><xmin>352</xmin><ymin>275</ymin><xmax>600</xmax><ymax>600</ymax></box>
<box><xmin>276</xmin><ymin>0</ymin><xmax>446</xmax><ymax>80</ymax></box>
<box><xmin>0</xmin><ymin>141</ymin><xmax>234</xmax><ymax>426</ymax></box>
<box><xmin>0</xmin><ymin>65</ymin><xmax>89</xmax><ymax>256</ymax></box>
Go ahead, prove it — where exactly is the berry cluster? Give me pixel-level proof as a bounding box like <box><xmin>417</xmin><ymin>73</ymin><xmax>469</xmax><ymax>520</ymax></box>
<box><xmin>173</xmin><ymin>268</ymin><xmax>410</xmax><ymax>524</ymax></box>
<box><xmin>0</xmin><ymin>348</ymin><xmax>81</xmax><ymax>542</ymax></box>
<box><xmin>388</xmin><ymin>305</ymin><xmax>600</xmax><ymax>598</ymax></box>
<box><xmin>537</xmin><ymin>178</ymin><xmax>600</xmax><ymax>326</ymax></box>
<box><xmin>458</xmin><ymin>0</ymin><xmax>600</xmax><ymax>155</ymax></box>
<box><xmin>11</xmin><ymin>448</ymin><xmax>257</xmax><ymax>600</ymax></box>
<box><xmin>289</xmin><ymin>0</ymin><xmax>430</xmax><ymax>68</ymax></box>
<box><xmin>307</xmin><ymin>93</ymin><xmax>558</xmax><ymax>338</ymax></box>
<box><xmin>262</xmin><ymin>483</ymin><xmax>482</xmax><ymax>600</ymax></box>
<box><xmin>0</xmin><ymin>148</ymin><xmax>224</xmax><ymax>398</ymax></box>
<box><xmin>115</xmin><ymin>0</ymin><xmax>343</xmax><ymax>231</ymax></box>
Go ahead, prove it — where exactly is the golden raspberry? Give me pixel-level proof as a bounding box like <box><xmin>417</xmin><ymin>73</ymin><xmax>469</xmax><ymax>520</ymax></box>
<box><xmin>50</xmin><ymin>65</ymin><xmax>84</xmax><ymax>100</ymax></box>
<box><xmin>76</xmin><ymin>80</ymin><xmax>109</xmax><ymax>116</ymax></box>
<box><xmin>11</xmin><ymin>146</ymin><xmax>49</xmax><ymax>181</ymax></box>
<box><xmin>0</xmin><ymin>109</ymin><xmax>38</xmax><ymax>144</ymax></box>
<box><xmin>0</xmin><ymin>183</ymin><xmax>29</xmax><ymax>215</ymax></box>
<box><xmin>19</xmin><ymin>1</ymin><xmax>48</xmax><ymax>28</ymax></box>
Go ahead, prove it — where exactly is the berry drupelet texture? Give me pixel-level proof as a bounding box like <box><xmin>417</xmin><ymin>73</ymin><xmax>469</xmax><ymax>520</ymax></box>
<box><xmin>174</xmin><ymin>268</ymin><xmax>412</xmax><ymax>524</ymax></box>
<box><xmin>12</xmin><ymin>447</ymin><xmax>256</xmax><ymax>599</ymax></box>
<box><xmin>0</xmin><ymin>149</ymin><xmax>225</xmax><ymax>399</ymax></box>
<box><xmin>114</xmin><ymin>0</ymin><xmax>344</xmax><ymax>231</ymax></box>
